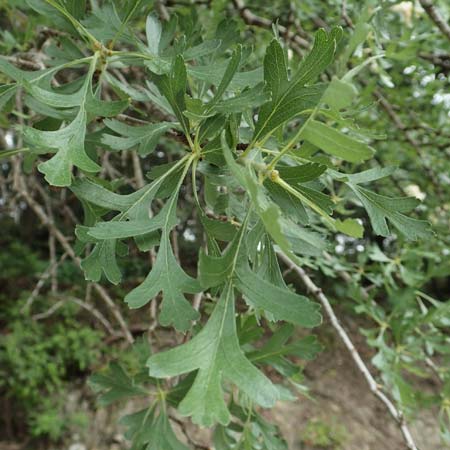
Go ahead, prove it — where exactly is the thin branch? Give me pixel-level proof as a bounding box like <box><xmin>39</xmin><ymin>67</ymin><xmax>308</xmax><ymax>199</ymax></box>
<box><xmin>21</xmin><ymin>253</ymin><xmax>68</xmax><ymax>313</ymax></box>
<box><xmin>155</xmin><ymin>0</ymin><xmax>170</xmax><ymax>21</ymax></box>
<box><xmin>32</xmin><ymin>299</ymin><xmax>65</xmax><ymax>320</ymax></box>
<box><xmin>33</xmin><ymin>296</ymin><xmax>116</xmax><ymax>336</ymax></box>
<box><xmin>231</xmin><ymin>0</ymin><xmax>309</xmax><ymax>54</ymax></box>
<box><xmin>67</xmin><ymin>296</ymin><xmax>116</xmax><ymax>336</ymax></box>
<box><xmin>419</xmin><ymin>0</ymin><xmax>450</xmax><ymax>42</ymax></box>
<box><xmin>0</xmin><ymin>55</ymin><xmax>44</xmax><ymax>70</ymax></box>
<box><xmin>342</xmin><ymin>0</ymin><xmax>354</xmax><ymax>28</ymax></box>
<box><xmin>169</xmin><ymin>414</ymin><xmax>210</xmax><ymax>450</ymax></box>
<box><xmin>277</xmin><ymin>251</ymin><xmax>420</xmax><ymax>450</ymax></box>
<box><xmin>418</xmin><ymin>51</ymin><xmax>450</xmax><ymax>72</ymax></box>
<box><xmin>131</xmin><ymin>150</ymin><xmax>145</xmax><ymax>189</ymax></box>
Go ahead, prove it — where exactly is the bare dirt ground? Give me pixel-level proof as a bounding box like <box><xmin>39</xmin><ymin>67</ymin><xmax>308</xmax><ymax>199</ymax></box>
<box><xmin>271</xmin><ymin>325</ymin><xmax>444</xmax><ymax>450</ymax></box>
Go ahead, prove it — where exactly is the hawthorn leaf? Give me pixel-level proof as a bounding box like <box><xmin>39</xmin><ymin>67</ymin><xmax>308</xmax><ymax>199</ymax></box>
<box><xmin>278</xmin><ymin>162</ymin><xmax>327</xmax><ymax>184</ymax></box>
<box><xmin>87</xmin><ymin>197</ymin><xmax>175</xmax><ymax>239</ymax></box>
<box><xmin>291</xmin><ymin>27</ymin><xmax>343</xmax><ymax>87</ymax></box>
<box><xmin>72</xmin><ymin>156</ymin><xmax>188</xmax><ymax>223</ymax></box>
<box><xmin>252</xmin><ymin>84</ymin><xmax>326</xmax><ymax>145</ymax></box>
<box><xmin>264</xmin><ymin>39</ymin><xmax>288</xmax><ymax>101</ymax></box>
<box><xmin>24</xmin><ymin>104</ymin><xmax>100</xmax><ymax>186</ymax></box>
<box><xmin>124</xmin><ymin>189</ymin><xmax>201</xmax><ymax>331</ymax></box>
<box><xmin>183</xmin><ymin>39</ymin><xmax>221</xmax><ymax>60</ymax></box>
<box><xmin>0</xmin><ymin>57</ymin><xmax>53</xmax><ymax>83</ymax></box>
<box><xmin>71</xmin><ymin>177</ymin><xmax>158</xmax><ymax>214</ymax></box>
<box><xmin>349</xmin><ymin>184</ymin><xmax>432</xmax><ymax>240</ymax></box>
<box><xmin>121</xmin><ymin>407</ymin><xmax>189</xmax><ymax>450</ymax></box>
<box><xmin>21</xmin><ymin>57</ymin><xmax>116</xmax><ymax>186</ymax></box>
<box><xmin>235</xmin><ymin>262</ymin><xmax>321</xmax><ymax>327</ymax></box>
<box><xmin>248</xmin><ymin>324</ymin><xmax>322</xmax><ymax>376</ymax></box>
<box><xmin>252</xmin><ymin>27</ymin><xmax>342</xmax><ymax>144</ymax></box>
<box><xmin>338</xmin><ymin>166</ymin><xmax>397</xmax><ymax>184</ymax></box>
<box><xmin>147</xmin><ymin>283</ymin><xmax>279</xmax><ymax>427</ymax></box>
<box><xmin>146</xmin><ymin>14</ymin><xmax>162</xmax><ymax>55</ymax></box>
<box><xmin>302</xmin><ymin>120</ymin><xmax>375</xmax><ymax>163</ymax></box>
<box><xmin>72</xmin><ymin>160</ymin><xmax>189</xmax><ymax>281</ymax></box>
<box><xmin>335</xmin><ymin>218</ymin><xmax>364</xmax><ymax>238</ymax></box>
<box><xmin>208</xmin><ymin>44</ymin><xmax>242</xmax><ymax>107</ymax></box>
<box><xmin>188</xmin><ymin>63</ymin><xmax>263</xmax><ymax>90</ymax></box>
<box><xmin>198</xmin><ymin>227</ymin><xmax>243</xmax><ymax>288</ymax></box>
<box><xmin>200</xmin><ymin>222</ymin><xmax>321</xmax><ymax>327</ymax></box>
<box><xmin>76</xmin><ymin>228</ymin><xmax>122</xmax><ymax>284</ymax></box>
<box><xmin>102</xmin><ymin>119</ymin><xmax>173</xmax><ymax>156</ymax></box>
<box><xmin>24</xmin><ymin>65</ymin><xmax>128</xmax><ymax>115</ymax></box>
<box><xmin>247</xmin><ymin>324</ymin><xmax>323</xmax><ymax>365</ymax></box>
<box><xmin>89</xmin><ymin>362</ymin><xmax>147</xmax><ymax>406</ymax></box>
<box><xmin>153</xmin><ymin>55</ymin><xmax>189</xmax><ymax>134</ymax></box>
<box><xmin>322</xmin><ymin>78</ymin><xmax>357</xmax><ymax>110</ymax></box>
<box><xmin>265</xmin><ymin>180</ymin><xmax>309</xmax><ymax>224</ymax></box>
<box><xmin>212</xmin><ymin>83</ymin><xmax>269</xmax><ymax>114</ymax></box>
<box><xmin>26</xmin><ymin>81</ymin><xmax>85</xmax><ymax>108</ymax></box>
<box><xmin>145</xmin><ymin>411</ymin><xmax>190</xmax><ymax>450</ymax></box>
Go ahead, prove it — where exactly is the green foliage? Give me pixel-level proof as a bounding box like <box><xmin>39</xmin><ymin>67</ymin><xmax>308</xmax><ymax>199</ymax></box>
<box><xmin>301</xmin><ymin>416</ymin><xmax>349</xmax><ymax>449</ymax></box>
<box><xmin>1</xmin><ymin>0</ymin><xmax>449</xmax><ymax>448</ymax></box>
<box><xmin>0</xmin><ymin>301</ymin><xmax>102</xmax><ymax>439</ymax></box>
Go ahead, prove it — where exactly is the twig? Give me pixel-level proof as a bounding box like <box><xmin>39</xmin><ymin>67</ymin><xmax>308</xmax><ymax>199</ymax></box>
<box><xmin>32</xmin><ymin>299</ymin><xmax>65</xmax><ymax>320</ymax></box>
<box><xmin>419</xmin><ymin>0</ymin><xmax>450</xmax><ymax>42</ymax></box>
<box><xmin>193</xmin><ymin>292</ymin><xmax>202</xmax><ymax>312</ymax></box>
<box><xmin>418</xmin><ymin>51</ymin><xmax>450</xmax><ymax>72</ymax></box>
<box><xmin>342</xmin><ymin>0</ymin><xmax>354</xmax><ymax>28</ymax></box>
<box><xmin>21</xmin><ymin>253</ymin><xmax>68</xmax><ymax>313</ymax></box>
<box><xmin>1</xmin><ymin>55</ymin><xmax>44</xmax><ymax>70</ymax></box>
<box><xmin>155</xmin><ymin>0</ymin><xmax>170</xmax><ymax>21</ymax></box>
<box><xmin>33</xmin><ymin>296</ymin><xmax>116</xmax><ymax>336</ymax></box>
<box><xmin>131</xmin><ymin>150</ymin><xmax>145</xmax><ymax>189</ymax></box>
<box><xmin>277</xmin><ymin>251</ymin><xmax>420</xmax><ymax>450</ymax></box>
<box><xmin>169</xmin><ymin>414</ymin><xmax>211</xmax><ymax>450</ymax></box>
<box><xmin>231</xmin><ymin>0</ymin><xmax>309</xmax><ymax>54</ymax></box>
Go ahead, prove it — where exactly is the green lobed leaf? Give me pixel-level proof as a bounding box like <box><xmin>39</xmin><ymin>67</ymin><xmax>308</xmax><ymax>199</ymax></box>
<box><xmin>102</xmin><ymin>119</ymin><xmax>174</xmax><ymax>156</ymax></box>
<box><xmin>89</xmin><ymin>362</ymin><xmax>147</xmax><ymax>406</ymax></box>
<box><xmin>235</xmin><ymin>262</ymin><xmax>322</xmax><ymax>328</ymax></box>
<box><xmin>252</xmin><ymin>27</ymin><xmax>343</xmax><ymax>144</ymax></box>
<box><xmin>124</xmin><ymin>189</ymin><xmax>202</xmax><ymax>331</ymax></box>
<box><xmin>147</xmin><ymin>283</ymin><xmax>279</xmax><ymax>427</ymax></box>
<box><xmin>153</xmin><ymin>55</ymin><xmax>190</xmax><ymax>135</ymax></box>
<box><xmin>348</xmin><ymin>184</ymin><xmax>432</xmax><ymax>240</ymax></box>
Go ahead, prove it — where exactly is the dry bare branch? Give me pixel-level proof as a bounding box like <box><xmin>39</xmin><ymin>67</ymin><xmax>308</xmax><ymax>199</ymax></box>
<box><xmin>277</xmin><ymin>251</ymin><xmax>420</xmax><ymax>450</ymax></box>
<box><xmin>419</xmin><ymin>0</ymin><xmax>450</xmax><ymax>42</ymax></box>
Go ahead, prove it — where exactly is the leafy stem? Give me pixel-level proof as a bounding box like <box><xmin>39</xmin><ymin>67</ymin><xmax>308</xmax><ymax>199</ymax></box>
<box><xmin>266</xmin><ymin>105</ymin><xmax>320</xmax><ymax>171</ymax></box>
<box><xmin>43</xmin><ymin>0</ymin><xmax>102</xmax><ymax>50</ymax></box>
<box><xmin>275</xmin><ymin>175</ymin><xmax>336</xmax><ymax>229</ymax></box>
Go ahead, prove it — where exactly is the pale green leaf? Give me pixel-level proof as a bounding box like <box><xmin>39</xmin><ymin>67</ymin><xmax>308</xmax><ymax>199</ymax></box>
<box><xmin>349</xmin><ymin>184</ymin><xmax>432</xmax><ymax>240</ymax></box>
<box><xmin>146</xmin><ymin>14</ymin><xmax>162</xmax><ymax>55</ymax></box>
<box><xmin>147</xmin><ymin>283</ymin><xmax>279</xmax><ymax>426</ymax></box>
<box><xmin>302</xmin><ymin>120</ymin><xmax>375</xmax><ymax>163</ymax></box>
